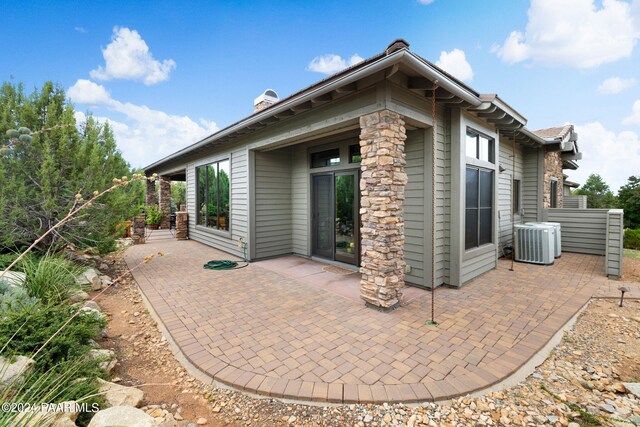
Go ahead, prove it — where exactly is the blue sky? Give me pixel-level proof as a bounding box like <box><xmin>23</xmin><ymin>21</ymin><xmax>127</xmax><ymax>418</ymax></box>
<box><xmin>1</xmin><ymin>0</ymin><xmax>639</xmax><ymax>192</ymax></box>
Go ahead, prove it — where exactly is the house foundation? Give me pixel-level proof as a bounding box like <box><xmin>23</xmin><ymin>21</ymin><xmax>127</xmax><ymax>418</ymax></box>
<box><xmin>359</xmin><ymin>110</ymin><xmax>407</xmax><ymax>310</ymax></box>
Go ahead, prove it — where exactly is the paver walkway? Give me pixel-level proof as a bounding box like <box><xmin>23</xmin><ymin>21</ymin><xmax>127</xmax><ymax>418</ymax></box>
<box><xmin>125</xmin><ymin>234</ymin><xmax>638</xmax><ymax>403</ymax></box>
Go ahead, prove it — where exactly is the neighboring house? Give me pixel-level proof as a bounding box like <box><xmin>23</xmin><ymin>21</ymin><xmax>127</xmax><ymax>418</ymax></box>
<box><xmin>144</xmin><ymin>40</ymin><xmax>582</xmax><ymax>310</ymax></box>
<box><xmin>531</xmin><ymin>124</ymin><xmax>581</xmax><ymax>208</ymax></box>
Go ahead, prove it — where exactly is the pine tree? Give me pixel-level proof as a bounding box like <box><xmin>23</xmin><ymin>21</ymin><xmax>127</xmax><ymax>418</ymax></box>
<box><xmin>0</xmin><ymin>81</ymin><xmax>143</xmax><ymax>252</ymax></box>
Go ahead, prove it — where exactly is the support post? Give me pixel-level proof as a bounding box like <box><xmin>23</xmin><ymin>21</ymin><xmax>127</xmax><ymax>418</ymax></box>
<box><xmin>359</xmin><ymin>110</ymin><xmax>407</xmax><ymax>310</ymax></box>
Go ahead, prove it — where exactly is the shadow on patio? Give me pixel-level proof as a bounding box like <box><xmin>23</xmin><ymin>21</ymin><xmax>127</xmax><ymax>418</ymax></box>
<box><xmin>124</xmin><ymin>231</ymin><xmax>637</xmax><ymax>404</ymax></box>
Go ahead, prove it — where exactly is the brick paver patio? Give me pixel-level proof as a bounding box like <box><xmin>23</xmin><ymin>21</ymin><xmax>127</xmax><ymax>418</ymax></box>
<box><xmin>125</xmin><ymin>232</ymin><xmax>638</xmax><ymax>403</ymax></box>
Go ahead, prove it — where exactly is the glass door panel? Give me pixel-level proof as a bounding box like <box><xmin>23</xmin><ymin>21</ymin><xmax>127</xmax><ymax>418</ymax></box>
<box><xmin>334</xmin><ymin>172</ymin><xmax>358</xmax><ymax>264</ymax></box>
<box><xmin>312</xmin><ymin>174</ymin><xmax>334</xmax><ymax>259</ymax></box>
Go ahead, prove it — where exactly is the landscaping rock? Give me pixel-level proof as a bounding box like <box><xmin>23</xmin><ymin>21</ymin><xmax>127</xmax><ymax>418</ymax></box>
<box><xmin>0</xmin><ymin>355</ymin><xmax>35</xmax><ymax>389</ymax></box>
<box><xmin>623</xmin><ymin>383</ymin><xmax>640</xmax><ymax>398</ymax></box>
<box><xmin>0</xmin><ymin>270</ymin><xmax>26</xmax><ymax>287</ymax></box>
<box><xmin>87</xmin><ymin>349</ymin><xmax>117</xmax><ymax>373</ymax></box>
<box><xmin>83</xmin><ymin>300</ymin><xmax>101</xmax><ymax>311</ymax></box>
<box><xmin>16</xmin><ymin>400</ymin><xmax>79</xmax><ymax>427</ymax></box>
<box><xmin>97</xmin><ymin>378</ymin><xmax>144</xmax><ymax>407</ymax></box>
<box><xmin>80</xmin><ymin>306</ymin><xmax>105</xmax><ymax>321</ymax></box>
<box><xmin>75</xmin><ymin>268</ymin><xmax>102</xmax><ymax>290</ymax></box>
<box><xmin>88</xmin><ymin>406</ymin><xmax>158</xmax><ymax>427</ymax></box>
<box><xmin>68</xmin><ymin>289</ymin><xmax>89</xmax><ymax>302</ymax></box>
<box><xmin>99</xmin><ymin>275</ymin><xmax>113</xmax><ymax>288</ymax></box>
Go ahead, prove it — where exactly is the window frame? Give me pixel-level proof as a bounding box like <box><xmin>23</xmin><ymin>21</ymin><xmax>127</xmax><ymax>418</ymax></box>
<box><xmin>465</xmin><ymin>165</ymin><xmax>494</xmax><ymax>251</ymax></box>
<box><xmin>550</xmin><ymin>178</ymin><xmax>558</xmax><ymax>208</ymax></box>
<box><xmin>465</xmin><ymin>129</ymin><xmax>495</xmax><ymax>164</ymax></box>
<box><xmin>196</xmin><ymin>158</ymin><xmax>231</xmax><ymax>234</ymax></box>
<box><xmin>513</xmin><ymin>179</ymin><xmax>521</xmax><ymax>215</ymax></box>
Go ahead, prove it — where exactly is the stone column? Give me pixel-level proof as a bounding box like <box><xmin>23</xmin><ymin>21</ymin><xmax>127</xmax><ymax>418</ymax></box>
<box><xmin>359</xmin><ymin>110</ymin><xmax>407</xmax><ymax>310</ymax></box>
<box><xmin>175</xmin><ymin>212</ymin><xmax>188</xmax><ymax>240</ymax></box>
<box><xmin>158</xmin><ymin>176</ymin><xmax>171</xmax><ymax>229</ymax></box>
<box><xmin>145</xmin><ymin>179</ymin><xmax>157</xmax><ymax>207</ymax></box>
<box><xmin>132</xmin><ymin>215</ymin><xmax>146</xmax><ymax>244</ymax></box>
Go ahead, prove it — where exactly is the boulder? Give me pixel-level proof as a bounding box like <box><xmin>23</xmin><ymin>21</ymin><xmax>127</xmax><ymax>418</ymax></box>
<box><xmin>623</xmin><ymin>383</ymin><xmax>640</xmax><ymax>398</ymax></box>
<box><xmin>87</xmin><ymin>349</ymin><xmax>117</xmax><ymax>374</ymax></box>
<box><xmin>15</xmin><ymin>401</ymin><xmax>79</xmax><ymax>427</ymax></box>
<box><xmin>68</xmin><ymin>290</ymin><xmax>89</xmax><ymax>302</ymax></box>
<box><xmin>0</xmin><ymin>355</ymin><xmax>35</xmax><ymax>389</ymax></box>
<box><xmin>88</xmin><ymin>406</ymin><xmax>158</xmax><ymax>427</ymax></box>
<box><xmin>83</xmin><ymin>300</ymin><xmax>101</xmax><ymax>311</ymax></box>
<box><xmin>76</xmin><ymin>268</ymin><xmax>102</xmax><ymax>290</ymax></box>
<box><xmin>0</xmin><ymin>271</ymin><xmax>26</xmax><ymax>287</ymax></box>
<box><xmin>97</xmin><ymin>378</ymin><xmax>144</xmax><ymax>407</ymax></box>
<box><xmin>80</xmin><ymin>306</ymin><xmax>105</xmax><ymax>321</ymax></box>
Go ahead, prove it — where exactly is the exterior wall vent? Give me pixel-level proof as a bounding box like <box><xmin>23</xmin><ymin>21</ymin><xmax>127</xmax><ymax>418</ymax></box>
<box><xmin>514</xmin><ymin>224</ymin><xmax>555</xmax><ymax>265</ymax></box>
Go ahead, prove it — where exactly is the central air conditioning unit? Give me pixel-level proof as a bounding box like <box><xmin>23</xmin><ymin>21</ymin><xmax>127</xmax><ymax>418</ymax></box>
<box><xmin>514</xmin><ymin>224</ymin><xmax>555</xmax><ymax>265</ymax></box>
<box><xmin>526</xmin><ymin>222</ymin><xmax>562</xmax><ymax>258</ymax></box>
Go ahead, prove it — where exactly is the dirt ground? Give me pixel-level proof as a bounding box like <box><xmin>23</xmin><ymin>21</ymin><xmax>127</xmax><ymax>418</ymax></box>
<box><xmin>88</xmin><ymin>248</ymin><xmax>640</xmax><ymax>427</ymax></box>
<box><xmin>622</xmin><ymin>250</ymin><xmax>640</xmax><ymax>283</ymax></box>
<box><xmin>96</xmin><ymin>252</ymin><xmax>223</xmax><ymax>426</ymax></box>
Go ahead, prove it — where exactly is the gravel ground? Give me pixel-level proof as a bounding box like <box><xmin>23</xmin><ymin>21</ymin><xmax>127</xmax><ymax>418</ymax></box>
<box><xmin>96</xmin><ymin>247</ymin><xmax>640</xmax><ymax>427</ymax></box>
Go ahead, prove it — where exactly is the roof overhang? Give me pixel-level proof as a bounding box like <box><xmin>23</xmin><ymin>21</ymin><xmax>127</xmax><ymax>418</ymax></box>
<box><xmin>144</xmin><ymin>41</ymin><xmax>534</xmax><ymax>173</ymax></box>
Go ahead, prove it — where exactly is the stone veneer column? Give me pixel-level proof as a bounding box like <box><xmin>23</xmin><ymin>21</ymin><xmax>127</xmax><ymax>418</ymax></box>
<box><xmin>543</xmin><ymin>149</ymin><xmax>564</xmax><ymax>208</ymax></box>
<box><xmin>359</xmin><ymin>110</ymin><xmax>408</xmax><ymax>310</ymax></box>
<box><xmin>145</xmin><ymin>179</ymin><xmax>157</xmax><ymax>207</ymax></box>
<box><xmin>158</xmin><ymin>176</ymin><xmax>171</xmax><ymax>229</ymax></box>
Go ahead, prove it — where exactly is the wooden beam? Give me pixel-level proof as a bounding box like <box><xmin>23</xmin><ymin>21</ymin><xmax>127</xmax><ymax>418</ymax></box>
<box><xmin>310</xmin><ymin>93</ymin><xmax>333</xmax><ymax>104</ymax></box>
<box><xmin>474</xmin><ymin>105</ymin><xmax>498</xmax><ymax>116</ymax></box>
<box><xmin>291</xmin><ymin>101</ymin><xmax>313</xmax><ymax>112</ymax></box>
<box><xmin>274</xmin><ymin>109</ymin><xmax>295</xmax><ymax>119</ymax></box>
<box><xmin>385</xmin><ymin>64</ymin><xmax>400</xmax><ymax>78</ymax></box>
<box><xmin>335</xmin><ymin>82</ymin><xmax>358</xmax><ymax>94</ymax></box>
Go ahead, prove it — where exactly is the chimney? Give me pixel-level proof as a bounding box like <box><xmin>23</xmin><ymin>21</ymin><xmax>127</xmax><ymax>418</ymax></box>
<box><xmin>254</xmin><ymin>89</ymin><xmax>279</xmax><ymax>112</ymax></box>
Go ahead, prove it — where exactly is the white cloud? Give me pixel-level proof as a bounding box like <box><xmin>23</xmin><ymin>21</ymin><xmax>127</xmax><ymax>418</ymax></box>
<box><xmin>494</xmin><ymin>0</ymin><xmax>639</xmax><ymax>68</ymax></box>
<box><xmin>90</xmin><ymin>27</ymin><xmax>176</xmax><ymax>85</ymax></box>
<box><xmin>598</xmin><ymin>77</ymin><xmax>637</xmax><ymax>94</ymax></box>
<box><xmin>568</xmin><ymin>122</ymin><xmax>640</xmax><ymax>191</ymax></box>
<box><xmin>623</xmin><ymin>99</ymin><xmax>640</xmax><ymax>124</ymax></box>
<box><xmin>435</xmin><ymin>49</ymin><xmax>474</xmax><ymax>82</ymax></box>
<box><xmin>307</xmin><ymin>54</ymin><xmax>364</xmax><ymax>74</ymax></box>
<box><xmin>67</xmin><ymin>79</ymin><xmax>112</xmax><ymax>105</ymax></box>
<box><xmin>69</xmin><ymin>79</ymin><xmax>217</xmax><ymax>167</ymax></box>
<box><xmin>417</xmin><ymin>0</ymin><xmax>434</xmax><ymax>4</ymax></box>
<box><xmin>74</xmin><ymin>26</ymin><xmax>87</xmax><ymax>34</ymax></box>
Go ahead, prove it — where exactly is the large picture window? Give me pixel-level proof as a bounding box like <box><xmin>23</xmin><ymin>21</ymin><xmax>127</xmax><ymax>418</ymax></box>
<box><xmin>466</xmin><ymin>166</ymin><xmax>493</xmax><ymax>250</ymax></box>
<box><xmin>196</xmin><ymin>159</ymin><xmax>230</xmax><ymax>231</ymax></box>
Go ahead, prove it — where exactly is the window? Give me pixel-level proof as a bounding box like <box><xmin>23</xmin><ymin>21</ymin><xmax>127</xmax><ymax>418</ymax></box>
<box><xmin>311</xmin><ymin>149</ymin><xmax>340</xmax><ymax>168</ymax></box>
<box><xmin>513</xmin><ymin>179</ymin><xmax>521</xmax><ymax>214</ymax></box>
<box><xmin>349</xmin><ymin>145</ymin><xmax>361</xmax><ymax>163</ymax></box>
<box><xmin>466</xmin><ymin>130</ymin><xmax>494</xmax><ymax>163</ymax></box>
<box><xmin>550</xmin><ymin>179</ymin><xmax>558</xmax><ymax>208</ymax></box>
<box><xmin>196</xmin><ymin>159</ymin><xmax>230</xmax><ymax>231</ymax></box>
<box><xmin>465</xmin><ymin>166</ymin><xmax>493</xmax><ymax>250</ymax></box>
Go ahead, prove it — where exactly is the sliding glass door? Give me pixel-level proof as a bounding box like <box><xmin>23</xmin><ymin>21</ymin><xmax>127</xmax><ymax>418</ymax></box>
<box><xmin>312</xmin><ymin>171</ymin><xmax>359</xmax><ymax>265</ymax></box>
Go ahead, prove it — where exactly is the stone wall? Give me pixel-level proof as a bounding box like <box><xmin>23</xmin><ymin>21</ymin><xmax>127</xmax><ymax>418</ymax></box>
<box><xmin>359</xmin><ymin>110</ymin><xmax>407</xmax><ymax>310</ymax></box>
<box><xmin>158</xmin><ymin>176</ymin><xmax>171</xmax><ymax>229</ymax></box>
<box><xmin>543</xmin><ymin>149</ymin><xmax>563</xmax><ymax>208</ymax></box>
